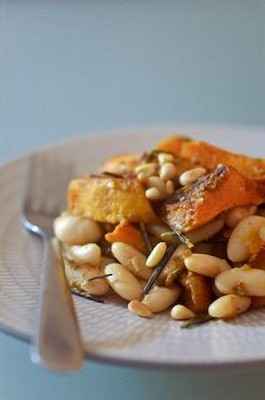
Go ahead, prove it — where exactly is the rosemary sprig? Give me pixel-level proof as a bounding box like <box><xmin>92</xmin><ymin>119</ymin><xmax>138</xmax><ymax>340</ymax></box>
<box><xmin>161</xmin><ymin>231</ymin><xmax>193</xmax><ymax>249</ymax></box>
<box><xmin>139</xmin><ymin>222</ymin><xmax>152</xmax><ymax>253</ymax></box>
<box><xmin>89</xmin><ymin>171</ymin><xmax>124</xmax><ymax>179</ymax></box>
<box><xmin>87</xmin><ymin>274</ymin><xmax>112</xmax><ymax>282</ymax></box>
<box><xmin>143</xmin><ymin>243</ymin><xmax>179</xmax><ymax>295</ymax></box>
<box><xmin>180</xmin><ymin>315</ymin><xmax>213</xmax><ymax>329</ymax></box>
<box><xmin>71</xmin><ymin>288</ymin><xmax>105</xmax><ymax>303</ymax></box>
<box><xmin>102</xmin><ymin>171</ymin><xmax>124</xmax><ymax>179</ymax></box>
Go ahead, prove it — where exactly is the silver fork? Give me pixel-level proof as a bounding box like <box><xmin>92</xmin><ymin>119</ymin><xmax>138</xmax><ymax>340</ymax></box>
<box><xmin>22</xmin><ymin>155</ymin><xmax>84</xmax><ymax>371</ymax></box>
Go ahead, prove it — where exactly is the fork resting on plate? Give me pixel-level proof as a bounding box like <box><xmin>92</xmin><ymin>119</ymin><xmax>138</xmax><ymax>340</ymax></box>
<box><xmin>22</xmin><ymin>155</ymin><xmax>84</xmax><ymax>371</ymax></box>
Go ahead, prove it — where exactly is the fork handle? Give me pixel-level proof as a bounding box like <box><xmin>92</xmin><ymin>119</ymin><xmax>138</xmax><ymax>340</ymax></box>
<box><xmin>31</xmin><ymin>238</ymin><xmax>84</xmax><ymax>371</ymax></box>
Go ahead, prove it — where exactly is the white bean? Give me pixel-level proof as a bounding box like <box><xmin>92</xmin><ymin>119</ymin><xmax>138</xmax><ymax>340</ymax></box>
<box><xmin>227</xmin><ymin>216</ymin><xmax>265</xmax><ymax>262</ymax></box>
<box><xmin>225</xmin><ymin>206</ymin><xmax>257</xmax><ymax>228</ymax></box>
<box><xmin>158</xmin><ymin>153</ymin><xmax>175</xmax><ymax>165</ymax></box>
<box><xmin>159</xmin><ymin>163</ymin><xmax>177</xmax><ymax>181</ymax></box>
<box><xmin>145</xmin><ymin>187</ymin><xmax>163</xmax><ymax>201</ymax></box>
<box><xmin>66</xmin><ymin>243</ymin><xmax>101</xmax><ymax>266</ymax></box>
<box><xmin>187</xmin><ymin>217</ymin><xmax>224</xmax><ymax>244</ymax></box>
<box><xmin>142</xmin><ymin>285</ymin><xmax>180</xmax><ymax>313</ymax></box>
<box><xmin>170</xmin><ymin>305</ymin><xmax>195</xmax><ymax>320</ymax></box>
<box><xmin>64</xmin><ymin>260</ymin><xmax>109</xmax><ymax>296</ymax></box>
<box><xmin>54</xmin><ymin>214</ymin><xmax>102</xmax><ymax>245</ymax></box>
<box><xmin>208</xmin><ymin>295</ymin><xmax>251</xmax><ymax>319</ymax></box>
<box><xmin>184</xmin><ymin>254</ymin><xmax>231</xmax><ymax>278</ymax></box>
<box><xmin>215</xmin><ymin>267</ymin><xmax>265</xmax><ymax>297</ymax></box>
<box><xmin>146</xmin><ymin>242</ymin><xmax>167</xmax><ymax>268</ymax></box>
<box><xmin>111</xmin><ymin>242</ymin><xmax>151</xmax><ymax>280</ymax></box>
<box><xmin>105</xmin><ymin>263</ymin><xmax>142</xmax><ymax>301</ymax></box>
<box><xmin>128</xmin><ymin>300</ymin><xmax>153</xmax><ymax>318</ymax></box>
<box><xmin>179</xmin><ymin>167</ymin><xmax>206</xmax><ymax>186</ymax></box>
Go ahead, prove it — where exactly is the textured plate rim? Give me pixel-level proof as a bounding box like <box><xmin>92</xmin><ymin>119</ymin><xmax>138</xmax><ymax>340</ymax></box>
<box><xmin>2</xmin><ymin>123</ymin><xmax>265</xmax><ymax>371</ymax></box>
<box><xmin>3</xmin><ymin>319</ymin><xmax>265</xmax><ymax>372</ymax></box>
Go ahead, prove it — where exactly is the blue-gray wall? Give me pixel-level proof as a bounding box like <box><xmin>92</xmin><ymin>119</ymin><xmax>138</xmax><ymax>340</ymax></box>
<box><xmin>1</xmin><ymin>1</ymin><xmax>265</xmax><ymax>162</ymax></box>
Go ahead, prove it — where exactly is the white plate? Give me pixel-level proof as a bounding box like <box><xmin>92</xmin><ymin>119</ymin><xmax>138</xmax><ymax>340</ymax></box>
<box><xmin>2</xmin><ymin>125</ymin><xmax>265</xmax><ymax>370</ymax></box>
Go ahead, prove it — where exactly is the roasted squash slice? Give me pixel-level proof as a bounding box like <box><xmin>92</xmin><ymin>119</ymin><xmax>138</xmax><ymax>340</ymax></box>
<box><xmin>157</xmin><ymin>135</ymin><xmax>265</xmax><ymax>181</ymax></box>
<box><xmin>68</xmin><ymin>175</ymin><xmax>157</xmax><ymax>224</ymax></box>
<box><xmin>159</xmin><ymin>164</ymin><xmax>264</xmax><ymax>232</ymax></box>
<box><xmin>105</xmin><ymin>222</ymin><xmax>145</xmax><ymax>252</ymax></box>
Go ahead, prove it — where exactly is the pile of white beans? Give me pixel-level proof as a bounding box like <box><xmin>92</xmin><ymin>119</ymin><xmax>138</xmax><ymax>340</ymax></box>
<box><xmin>53</xmin><ymin>197</ymin><xmax>265</xmax><ymax>323</ymax></box>
<box><xmin>135</xmin><ymin>152</ymin><xmax>207</xmax><ymax>202</ymax></box>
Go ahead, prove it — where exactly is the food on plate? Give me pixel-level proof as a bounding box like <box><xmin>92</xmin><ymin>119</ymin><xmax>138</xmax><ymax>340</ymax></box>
<box><xmin>157</xmin><ymin>135</ymin><xmax>265</xmax><ymax>181</ymax></box>
<box><xmin>100</xmin><ymin>153</ymin><xmax>140</xmax><ymax>175</ymax></box>
<box><xmin>159</xmin><ymin>164</ymin><xmax>264</xmax><ymax>232</ymax></box>
<box><xmin>54</xmin><ymin>134</ymin><xmax>265</xmax><ymax>327</ymax></box>
<box><xmin>68</xmin><ymin>175</ymin><xmax>157</xmax><ymax>224</ymax></box>
<box><xmin>105</xmin><ymin>221</ymin><xmax>146</xmax><ymax>253</ymax></box>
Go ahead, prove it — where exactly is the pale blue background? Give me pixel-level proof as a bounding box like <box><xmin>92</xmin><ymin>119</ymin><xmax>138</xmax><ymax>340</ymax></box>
<box><xmin>1</xmin><ymin>1</ymin><xmax>265</xmax><ymax>399</ymax></box>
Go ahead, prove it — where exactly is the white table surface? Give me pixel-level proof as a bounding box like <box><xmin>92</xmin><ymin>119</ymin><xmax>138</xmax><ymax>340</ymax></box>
<box><xmin>1</xmin><ymin>1</ymin><xmax>265</xmax><ymax>399</ymax></box>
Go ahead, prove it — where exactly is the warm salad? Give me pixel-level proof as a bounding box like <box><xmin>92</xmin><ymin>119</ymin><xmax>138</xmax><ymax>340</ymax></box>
<box><xmin>53</xmin><ymin>135</ymin><xmax>265</xmax><ymax>327</ymax></box>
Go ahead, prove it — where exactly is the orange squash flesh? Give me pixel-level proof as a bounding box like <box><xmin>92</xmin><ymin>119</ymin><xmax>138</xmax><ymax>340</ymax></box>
<box><xmin>105</xmin><ymin>222</ymin><xmax>145</xmax><ymax>252</ymax></box>
<box><xmin>157</xmin><ymin>135</ymin><xmax>265</xmax><ymax>181</ymax></box>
